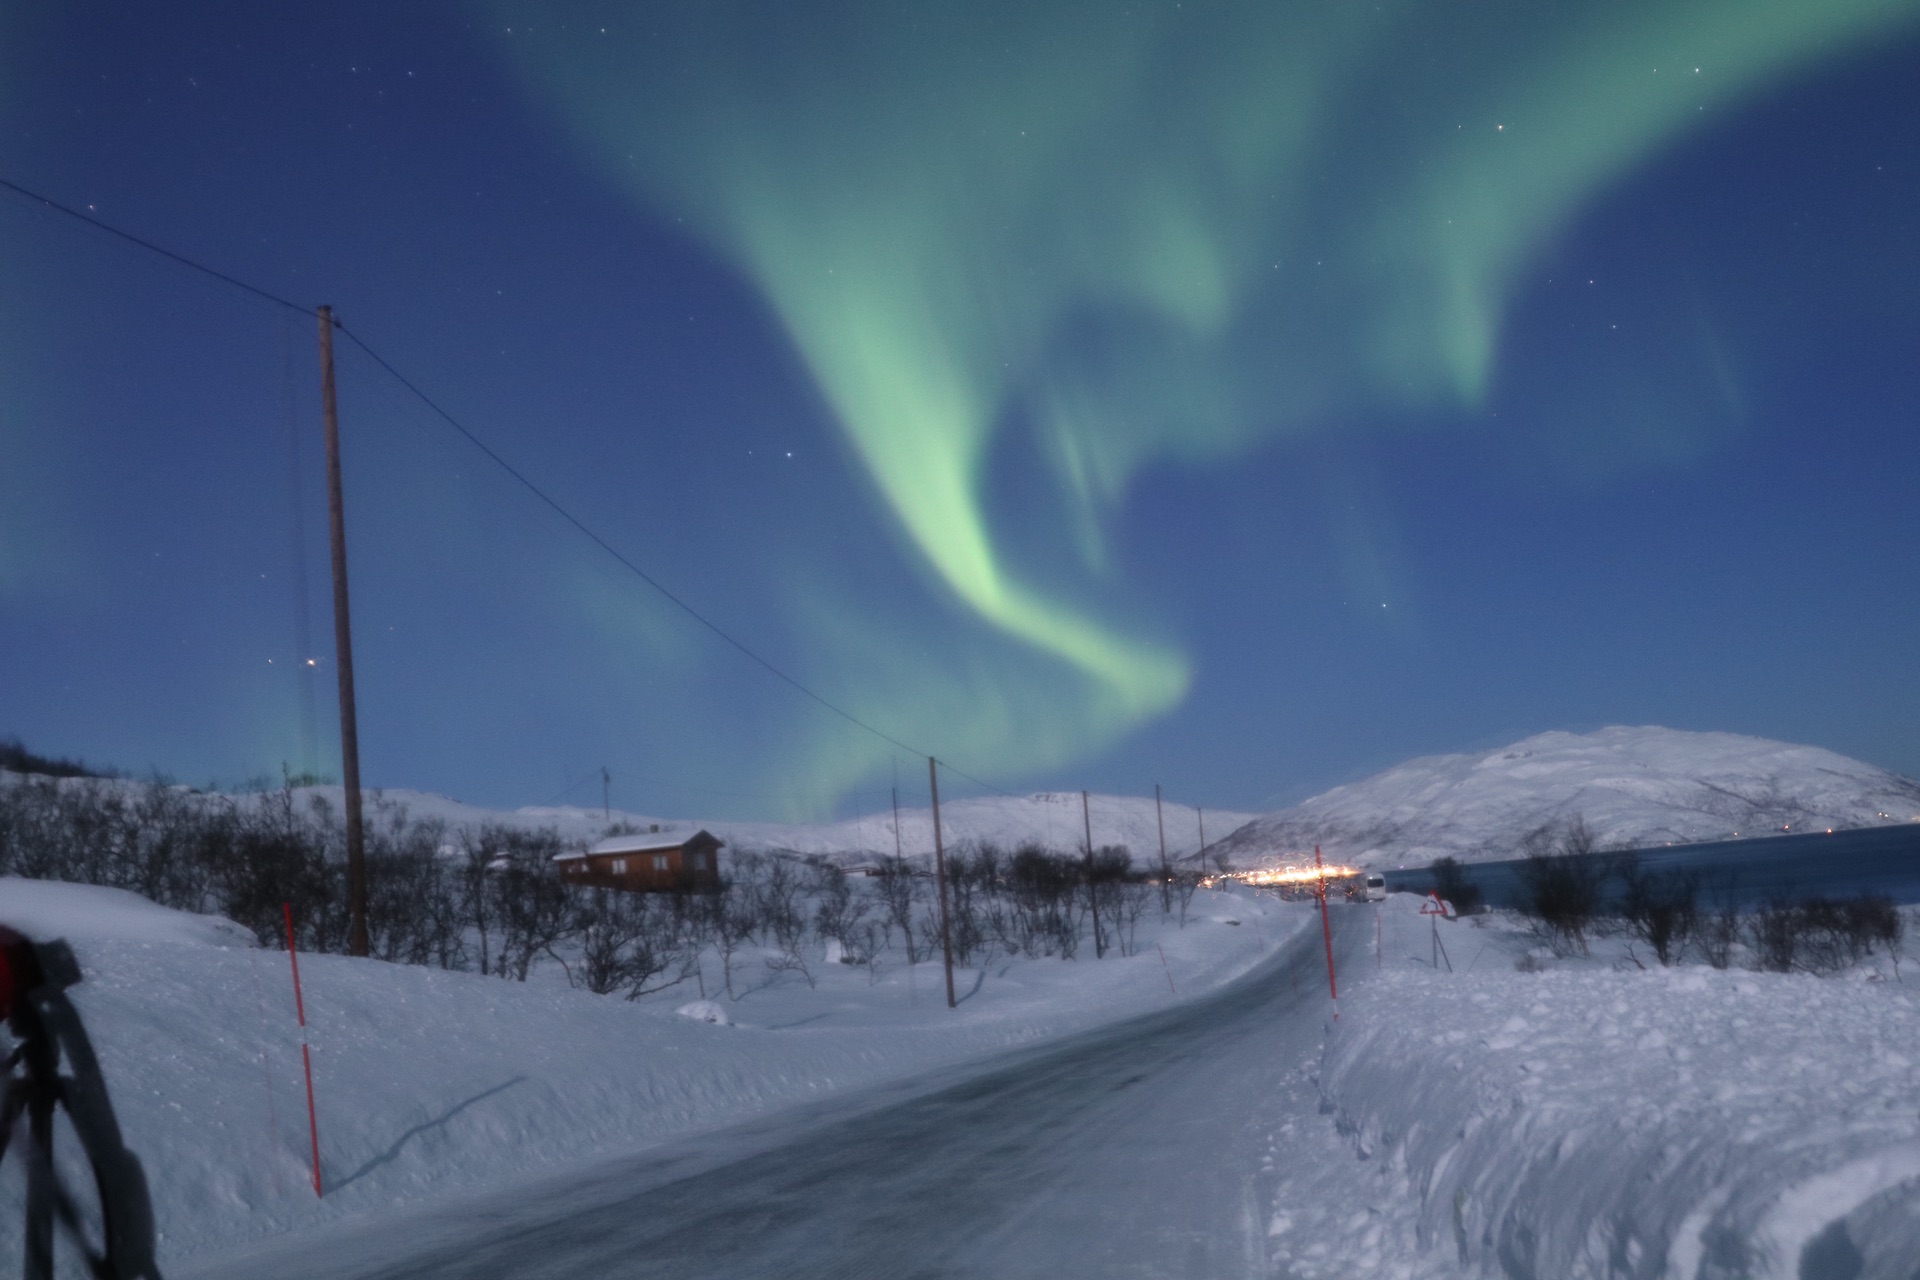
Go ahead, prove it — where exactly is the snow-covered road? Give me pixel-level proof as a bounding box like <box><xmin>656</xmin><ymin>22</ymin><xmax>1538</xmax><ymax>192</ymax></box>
<box><xmin>182</xmin><ymin>912</ymin><xmax>1366</xmax><ymax>1280</ymax></box>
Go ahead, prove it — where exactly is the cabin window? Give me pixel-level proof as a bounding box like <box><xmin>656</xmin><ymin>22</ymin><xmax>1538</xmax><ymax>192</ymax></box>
<box><xmin>611</xmin><ymin>858</ymin><xmax>626</xmax><ymax>875</ymax></box>
<box><xmin>652</xmin><ymin>854</ymin><xmax>670</xmax><ymax>872</ymax></box>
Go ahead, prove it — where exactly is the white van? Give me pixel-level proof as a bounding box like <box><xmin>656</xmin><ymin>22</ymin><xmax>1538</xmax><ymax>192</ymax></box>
<box><xmin>1363</xmin><ymin>873</ymin><xmax>1387</xmax><ymax>902</ymax></box>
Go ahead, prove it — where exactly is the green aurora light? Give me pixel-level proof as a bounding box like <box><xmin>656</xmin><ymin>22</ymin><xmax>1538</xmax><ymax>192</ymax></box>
<box><xmin>487</xmin><ymin>0</ymin><xmax>1920</xmax><ymax>777</ymax></box>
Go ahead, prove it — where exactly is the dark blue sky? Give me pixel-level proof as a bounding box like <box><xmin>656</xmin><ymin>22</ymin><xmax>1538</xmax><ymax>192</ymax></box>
<box><xmin>2</xmin><ymin>2</ymin><xmax>1916</xmax><ymax>818</ymax></box>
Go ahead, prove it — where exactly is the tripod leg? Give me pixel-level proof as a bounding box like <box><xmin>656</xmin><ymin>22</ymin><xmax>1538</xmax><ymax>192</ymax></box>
<box><xmin>25</xmin><ymin>1085</ymin><xmax>53</xmax><ymax>1280</ymax></box>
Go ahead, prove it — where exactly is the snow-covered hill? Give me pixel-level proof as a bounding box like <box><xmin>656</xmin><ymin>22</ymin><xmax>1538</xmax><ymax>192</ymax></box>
<box><xmin>1208</xmin><ymin>727</ymin><xmax>1920</xmax><ymax>871</ymax></box>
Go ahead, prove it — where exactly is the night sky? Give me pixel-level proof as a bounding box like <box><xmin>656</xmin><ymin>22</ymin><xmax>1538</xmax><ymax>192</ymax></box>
<box><xmin>2</xmin><ymin>1</ymin><xmax>1917</xmax><ymax>820</ymax></box>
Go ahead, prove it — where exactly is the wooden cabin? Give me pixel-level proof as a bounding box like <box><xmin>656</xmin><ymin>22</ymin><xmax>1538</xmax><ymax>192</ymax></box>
<box><xmin>553</xmin><ymin>830</ymin><xmax>723</xmax><ymax>893</ymax></box>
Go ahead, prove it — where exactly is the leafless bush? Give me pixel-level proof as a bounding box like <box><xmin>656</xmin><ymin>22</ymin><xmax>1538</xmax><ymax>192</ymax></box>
<box><xmin>702</xmin><ymin>876</ymin><xmax>761</xmax><ymax>1000</ymax></box>
<box><xmin>754</xmin><ymin>854</ymin><xmax>807</xmax><ymax>951</ymax></box>
<box><xmin>1747</xmin><ymin>899</ymin><xmax>1801</xmax><ymax>973</ymax></box>
<box><xmin>1006</xmin><ymin>844</ymin><xmax>1080</xmax><ymax>958</ymax></box>
<box><xmin>765</xmin><ymin>945</ymin><xmax>816</xmax><ymax>990</ymax></box>
<box><xmin>1515</xmin><ymin>819</ymin><xmax>1612</xmax><ymax>957</ymax></box>
<box><xmin>1618</xmin><ymin>857</ymin><xmax>1700</xmax><ymax>967</ymax></box>
<box><xmin>568</xmin><ymin>891</ymin><xmax>694</xmax><ymax>998</ymax></box>
<box><xmin>1748</xmin><ymin>895</ymin><xmax>1902</xmax><ymax>975</ymax></box>
<box><xmin>874</xmin><ymin>856</ymin><xmax>928</xmax><ymax>962</ymax></box>
<box><xmin>488</xmin><ymin>829</ymin><xmax>573</xmax><ymax>981</ymax></box>
<box><xmin>1171</xmin><ymin>869</ymin><xmax>1202</xmax><ymax>928</ymax></box>
<box><xmin>1111</xmin><ymin>881</ymin><xmax>1153</xmax><ymax>957</ymax></box>
<box><xmin>942</xmin><ymin>845</ymin><xmax>994</xmax><ymax>967</ymax></box>
<box><xmin>809</xmin><ymin>863</ymin><xmax>864</xmax><ymax>950</ymax></box>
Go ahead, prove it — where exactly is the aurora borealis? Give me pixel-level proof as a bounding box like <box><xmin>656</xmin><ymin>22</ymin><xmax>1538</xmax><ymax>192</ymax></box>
<box><xmin>491</xmin><ymin>0</ymin><xmax>1920</xmax><ymax>771</ymax></box>
<box><xmin>2</xmin><ymin>2</ymin><xmax>1918</xmax><ymax>814</ymax></box>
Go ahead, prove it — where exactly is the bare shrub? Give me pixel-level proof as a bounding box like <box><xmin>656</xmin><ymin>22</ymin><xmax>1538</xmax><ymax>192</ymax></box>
<box><xmin>809</xmin><ymin>863</ymin><xmax>864</xmax><ymax>951</ymax></box>
<box><xmin>1748</xmin><ymin>895</ymin><xmax>1903</xmax><ymax>975</ymax></box>
<box><xmin>1747</xmin><ymin>899</ymin><xmax>1802</xmax><ymax>973</ymax></box>
<box><xmin>1007</xmin><ymin>844</ymin><xmax>1080</xmax><ymax>958</ymax></box>
<box><xmin>1618</xmin><ymin>857</ymin><xmax>1700</xmax><ymax>967</ymax></box>
<box><xmin>874</xmin><ymin>856</ymin><xmax>927</xmax><ymax>962</ymax></box>
<box><xmin>1111</xmin><ymin>881</ymin><xmax>1153</xmax><ymax>957</ymax></box>
<box><xmin>488</xmin><ymin>828</ymin><xmax>573</xmax><ymax>981</ymax></box>
<box><xmin>1171</xmin><ymin>868</ymin><xmax>1202</xmax><ymax>928</ymax></box>
<box><xmin>1515</xmin><ymin>820</ymin><xmax>1612</xmax><ymax>957</ymax></box>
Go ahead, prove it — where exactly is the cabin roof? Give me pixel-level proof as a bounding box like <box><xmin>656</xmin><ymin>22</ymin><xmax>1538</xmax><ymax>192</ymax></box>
<box><xmin>552</xmin><ymin>829</ymin><xmax>723</xmax><ymax>862</ymax></box>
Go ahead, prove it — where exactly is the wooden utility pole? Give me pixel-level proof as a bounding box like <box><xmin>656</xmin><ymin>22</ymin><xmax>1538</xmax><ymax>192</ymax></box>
<box><xmin>1196</xmin><ymin>807</ymin><xmax>1207</xmax><ymax>868</ymax></box>
<box><xmin>601</xmin><ymin>766</ymin><xmax>611</xmax><ymax>821</ymax></box>
<box><xmin>928</xmin><ymin>758</ymin><xmax>956</xmax><ymax>1008</ymax></box>
<box><xmin>891</xmin><ymin>786</ymin><xmax>903</xmax><ymax>859</ymax></box>
<box><xmin>1314</xmin><ymin>845</ymin><xmax>1339</xmax><ymax>1018</ymax></box>
<box><xmin>1154</xmin><ymin>783</ymin><xmax>1170</xmax><ymax>913</ymax></box>
<box><xmin>1082</xmin><ymin>789</ymin><xmax>1104</xmax><ymax>958</ymax></box>
<box><xmin>317</xmin><ymin>305</ymin><xmax>368</xmax><ymax>959</ymax></box>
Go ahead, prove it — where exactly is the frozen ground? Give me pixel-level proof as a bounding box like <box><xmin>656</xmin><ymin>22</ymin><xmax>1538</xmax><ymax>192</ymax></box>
<box><xmin>0</xmin><ymin>875</ymin><xmax>1297</xmax><ymax>1271</ymax></box>
<box><xmin>1214</xmin><ymin>726</ymin><xmax>1920</xmax><ymax>871</ymax></box>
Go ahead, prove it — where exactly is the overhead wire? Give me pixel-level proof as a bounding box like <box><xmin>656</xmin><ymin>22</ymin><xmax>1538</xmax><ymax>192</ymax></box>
<box><xmin>0</xmin><ymin>176</ymin><xmax>309</xmax><ymax>316</ymax></box>
<box><xmin>0</xmin><ymin>173</ymin><xmax>1015</xmax><ymax>798</ymax></box>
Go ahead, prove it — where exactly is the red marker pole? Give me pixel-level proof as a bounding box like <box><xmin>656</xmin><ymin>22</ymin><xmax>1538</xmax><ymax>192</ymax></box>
<box><xmin>283</xmin><ymin>903</ymin><xmax>323</xmax><ymax>1197</ymax></box>
<box><xmin>1314</xmin><ymin>846</ymin><xmax>1339</xmax><ymax>1019</ymax></box>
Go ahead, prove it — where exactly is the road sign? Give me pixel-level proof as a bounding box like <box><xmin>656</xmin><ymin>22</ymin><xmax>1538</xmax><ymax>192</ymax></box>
<box><xmin>1419</xmin><ymin>893</ymin><xmax>1455</xmax><ymax>919</ymax></box>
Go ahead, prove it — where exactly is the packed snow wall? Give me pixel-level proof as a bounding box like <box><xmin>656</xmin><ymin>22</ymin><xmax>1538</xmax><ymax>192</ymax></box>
<box><xmin>1319</xmin><ymin>961</ymin><xmax>1920</xmax><ymax>1279</ymax></box>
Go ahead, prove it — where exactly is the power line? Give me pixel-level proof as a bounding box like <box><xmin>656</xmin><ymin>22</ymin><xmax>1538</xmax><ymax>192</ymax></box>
<box><xmin>0</xmin><ymin>173</ymin><xmax>1013</xmax><ymax>797</ymax></box>
<box><xmin>0</xmin><ymin>177</ymin><xmax>308</xmax><ymax>316</ymax></box>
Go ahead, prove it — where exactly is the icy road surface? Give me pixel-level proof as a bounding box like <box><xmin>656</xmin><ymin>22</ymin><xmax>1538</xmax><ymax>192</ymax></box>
<box><xmin>184</xmin><ymin>914</ymin><xmax>1366</xmax><ymax>1280</ymax></box>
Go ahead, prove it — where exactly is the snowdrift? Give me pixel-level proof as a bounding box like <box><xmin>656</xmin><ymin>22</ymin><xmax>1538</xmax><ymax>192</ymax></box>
<box><xmin>1317</xmin><ymin>898</ymin><xmax>1920</xmax><ymax>1279</ymax></box>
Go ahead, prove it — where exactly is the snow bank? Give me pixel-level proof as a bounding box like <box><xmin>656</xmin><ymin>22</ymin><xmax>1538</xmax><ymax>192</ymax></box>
<box><xmin>1315</xmin><ymin>899</ymin><xmax>1920</xmax><ymax>1278</ymax></box>
<box><xmin>0</xmin><ymin>877</ymin><xmax>1299</xmax><ymax>1269</ymax></box>
<box><xmin>1216</xmin><ymin>726</ymin><xmax>1920</xmax><ymax>869</ymax></box>
<box><xmin>0</xmin><ymin>877</ymin><xmax>254</xmax><ymax>950</ymax></box>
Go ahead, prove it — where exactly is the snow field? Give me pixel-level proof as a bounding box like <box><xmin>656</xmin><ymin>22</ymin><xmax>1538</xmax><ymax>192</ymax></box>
<box><xmin>1308</xmin><ymin>895</ymin><xmax>1920</xmax><ymax>1279</ymax></box>
<box><xmin>0</xmin><ymin>877</ymin><xmax>1302</xmax><ymax>1269</ymax></box>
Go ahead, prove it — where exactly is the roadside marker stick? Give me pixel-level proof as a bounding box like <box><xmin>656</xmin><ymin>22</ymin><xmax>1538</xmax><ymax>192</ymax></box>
<box><xmin>1314</xmin><ymin>846</ymin><xmax>1339</xmax><ymax>1019</ymax></box>
<box><xmin>282</xmin><ymin>902</ymin><xmax>323</xmax><ymax>1197</ymax></box>
<box><xmin>1157</xmin><ymin>943</ymin><xmax>1177</xmax><ymax>994</ymax></box>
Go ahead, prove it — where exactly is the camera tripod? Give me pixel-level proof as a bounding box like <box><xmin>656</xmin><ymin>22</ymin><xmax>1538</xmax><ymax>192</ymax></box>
<box><xmin>0</xmin><ymin>927</ymin><xmax>161</xmax><ymax>1280</ymax></box>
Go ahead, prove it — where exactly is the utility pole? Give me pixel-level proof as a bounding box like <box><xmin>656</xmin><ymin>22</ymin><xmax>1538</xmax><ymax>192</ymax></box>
<box><xmin>1155</xmin><ymin>782</ymin><xmax>1170</xmax><ymax>913</ymax></box>
<box><xmin>317</xmin><ymin>305</ymin><xmax>368</xmax><ymax>959</ymax></box>
<box><xmin>1082</xmin><ymin>789</ymin><xmax>1104</xmax><ymax>958</ymax></box>
<box><xmin>601</xmin><ymin>766</ymin><xmax>610</xmax><ymax>821</ymax></box>
<box><xmin>1314</xmin><ymin>845</ymin><xmax>1339</xmax><ymax>1019</ymax></box>
<box><xmin>1196</xmin><ymin>807</ymin><xmax>1207</xmax><ymax>869</ymax></box>
<box><xmin>928</xmin><ymin>758</ymin><xmax>956</xmax><ymax>1009</ymax></box>
<box><xmin>891</xmin><ymin>786</ymin><xmax>903</xmax><ymax>860</ymax></box>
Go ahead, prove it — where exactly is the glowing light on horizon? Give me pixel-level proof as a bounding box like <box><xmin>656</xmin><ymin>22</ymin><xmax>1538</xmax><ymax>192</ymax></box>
<box><xmin>1205</xmin><ymin>862</ymin><xmax>1363</xmax><ymax>890</ymax></box>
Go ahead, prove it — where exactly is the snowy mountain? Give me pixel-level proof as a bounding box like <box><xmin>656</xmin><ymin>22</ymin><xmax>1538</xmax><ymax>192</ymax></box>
<box><xmin>1207</xmin><ymin>726</ymin><xmax>1920</xmax><ymax>871</ymax></box>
